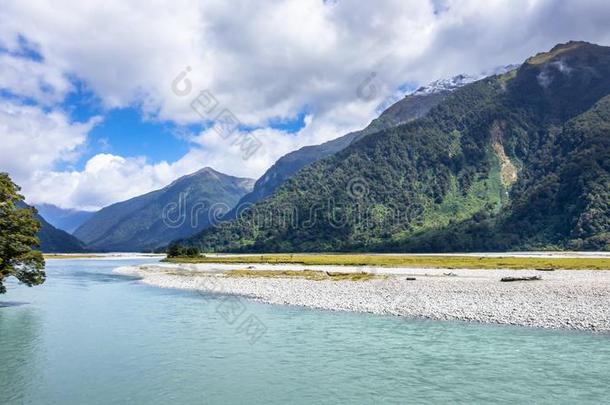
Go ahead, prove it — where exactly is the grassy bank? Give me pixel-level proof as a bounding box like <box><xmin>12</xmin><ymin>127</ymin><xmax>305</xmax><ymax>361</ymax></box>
<box><xmin>224</xmin><ymin>269</ymin><xmax>382</xmax><ymax>281</ymax></box>
<box><xmin>44</xmin><ymin>254</ymin><xmax>107</xmax><ymax>259</ymax></box>
<box><xmin>163</xmin><ymin>254</ymin><xmax>610</xmax><ymax>270</ymax></box>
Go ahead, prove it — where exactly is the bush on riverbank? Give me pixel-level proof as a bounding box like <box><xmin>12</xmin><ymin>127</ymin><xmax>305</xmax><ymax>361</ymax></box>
<box><xmin>166</xmin><ymin>244</ymin><xmax>201</xmax><ymax>258</ymax></box>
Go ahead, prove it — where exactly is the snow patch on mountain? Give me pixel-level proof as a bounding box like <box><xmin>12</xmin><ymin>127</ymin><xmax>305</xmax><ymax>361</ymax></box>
<box><xmin>412</xmin><ymin>64</ymin><xmax>521</xmax><ymax>96</ymax></box>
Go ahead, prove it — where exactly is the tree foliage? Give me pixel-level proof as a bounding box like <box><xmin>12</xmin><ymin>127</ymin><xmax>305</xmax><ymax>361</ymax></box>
<box><xmin>166</xmin><ymin>243</ymin><xmax>200</xmax><ymax>258</ymax></box>
<box><xmin>0</xmin><ymin>173</ymin><xmax>45</xmax><ymax>293</ymax></box>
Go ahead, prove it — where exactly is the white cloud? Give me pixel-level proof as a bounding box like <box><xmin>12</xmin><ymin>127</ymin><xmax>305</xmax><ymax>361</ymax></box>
<box><xmin>0</xmin><ymin>53</ymin><xmax>72</xmax><ymax>105</ymax></box>
<box><xmin>29</xmin><ymin>154</ymin><xmax>182</xmax><ymax>211</ymax></box>
<box><xmin>2</xmin><ymin>0</ymin><xmax>610</xmax><ymax>209</ymax></box>
<box><xmin>0</xmin><ymin>99</ymin><xmax>100</xmax><ymax>187</ymax></box>
<box><xmin>28</xmin><ymin>129</ymin><xmax>304</xmax><ymax>210</ymax></box>
<box><xmin>22</xmin><ymin>107</ymin><xmax>359</xmax><ymax>210</ymax></box>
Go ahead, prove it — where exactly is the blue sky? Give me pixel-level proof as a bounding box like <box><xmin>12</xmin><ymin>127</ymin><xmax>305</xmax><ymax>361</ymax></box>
<box><xmin>0</xmin><ymin>40</ymin><xmax>199</xmax><ymax>172</ymax></box>
<box><xmin>58</xmin><ymin>75</ymin><xmax>309</xmax><ymax>172</ymax></box>
<box><xmin>2</xmin><ymin>0</ymin><xmax>610</xmax><ymax>210</ymax></box>
<box><xmin>70</xmin><ymin>106</ymin><xmax>308</xmax><ymax>172</ymax></box>
<box><xmin>65</xmin><ymin>105</ymin><xmax>194</xmax><ymax>170</ymax></box>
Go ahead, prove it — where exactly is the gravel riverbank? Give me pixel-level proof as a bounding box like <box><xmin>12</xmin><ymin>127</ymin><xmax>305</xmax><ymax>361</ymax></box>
<box><xmin>116</xmin><ymin>263</ymin><xmax>610</xmax><ymax>332</ymax></box>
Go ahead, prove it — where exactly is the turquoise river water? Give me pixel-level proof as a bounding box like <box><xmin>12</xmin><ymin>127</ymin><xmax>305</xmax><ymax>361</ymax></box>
<box><xmin>1</xmin><ymin>258</ymin><xmax>609</xmax><ymax>404</ymax></box>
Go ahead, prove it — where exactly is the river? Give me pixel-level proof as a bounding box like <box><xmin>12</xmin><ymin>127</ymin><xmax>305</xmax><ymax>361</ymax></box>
<box><xmin>1</xmin><ymin>258</ymin><xmax>609</xmax><ymax>404</ymax></box>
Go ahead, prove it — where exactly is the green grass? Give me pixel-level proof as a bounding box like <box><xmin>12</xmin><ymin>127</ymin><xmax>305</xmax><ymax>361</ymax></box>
<box><xmin>44</xmin><ymin>254</ymin><xmax>108</xmax><ymax>259</ymax></box>
<box><xmin>224</xmin><ymin>269</ymin><xmax>382</xmax><ymax>281</ymax></box>
<box><xmin>395</xmin><ymin>158</ymin><xmax>505</xmax><ymax>239</ymax></box>
<box><xmin>526</xmin><ymin>42</ymin><xmax>584</xmax><ymax>65</ymax></box>
<box><xmin>164</xmin><ymin>253</ymin><xmax>610</xmax><ymax>270</ymax></box>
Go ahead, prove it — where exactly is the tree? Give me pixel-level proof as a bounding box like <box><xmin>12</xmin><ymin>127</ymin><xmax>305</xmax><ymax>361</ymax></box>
<box><xmin>184</xmin><ymin>246</ymin><xmax>200</xmax><ymax>257</ymax></box>
<box><xmin>166</xmin><ymin>243</ymin><xmax>200</xmax><ymax>258</ymax></box>
<box><xmin>0</xmin><ymin>173</ymin><xmax>45</xmax><ymax>294</ymax></box>
<box><xmin>166</xmin><ymin>243</ymin><xmax>183</xmax><ymax>258</ymax></box>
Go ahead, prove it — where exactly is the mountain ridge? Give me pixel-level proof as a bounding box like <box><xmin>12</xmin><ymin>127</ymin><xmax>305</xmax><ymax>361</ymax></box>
<box><xmin>16</xmin><ymin>202</ymin><xmax>86</xmax><ymax>253</ymax></box>
<box><xmin>184</xmin><ymin>41</ymin><xmax>610</xmax><ymax>253</ymax></box>
<box><xmin>35</xmin><ymin>203</ymin><xmax>95</xmax><ymax>234</ymax></box>
<box><xmin>225</xmin><ymin>72</ymin><xmax>492</xmax><ymax>219</ymax></box>
<box><xmin>74</xmin><ymin>168</ymin><xmax>255</xmax><ymax>252</ymax></box>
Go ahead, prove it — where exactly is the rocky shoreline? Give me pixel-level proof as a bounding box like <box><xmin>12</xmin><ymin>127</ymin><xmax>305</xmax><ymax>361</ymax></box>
<box><xmin>116</xmin><ymin>263</ymin><xmax>610</xmax><ymax>332</ymax></box>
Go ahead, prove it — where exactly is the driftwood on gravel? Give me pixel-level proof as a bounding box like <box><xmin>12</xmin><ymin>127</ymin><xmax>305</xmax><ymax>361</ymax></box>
<box><xmin>500</xmin><ymin>276</ymin><xmax>542</xmax><ymax>282</ymax></box>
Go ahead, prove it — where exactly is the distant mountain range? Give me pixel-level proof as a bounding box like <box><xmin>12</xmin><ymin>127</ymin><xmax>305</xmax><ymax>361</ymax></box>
<box><xmin>73</xmin><ymin>168</ymin><xmax>254</xmax><ymax>252</ymax></box>
<box><xmin>36</xmin><ymin>204</ymin><xmax>95</xmax><ymax>233</ymax></box>
<box><xmin>36</xmin><ymin>212</ymin><xmax>86</xmax><ymax>253</ymax></box>
<box><xmin>184</xmin><ymin>41</ymin><xmax>610</xmax><ymax>252</ymax></box>
<box><xmin>16</xmin><ymin>202</ymin><xmax>85</xmax><ymax>253</ymax></box>
<box><xmin>37</xmin><ymin>67</ymin><xmax>517</xmax><ymax>253</ymax></box>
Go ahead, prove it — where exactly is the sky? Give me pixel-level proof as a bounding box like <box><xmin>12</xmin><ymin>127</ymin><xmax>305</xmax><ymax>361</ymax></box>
<box><xmin>1</xmin><ymin>0</ymin><xmax>610</xmax><ymax>211</ymax></box>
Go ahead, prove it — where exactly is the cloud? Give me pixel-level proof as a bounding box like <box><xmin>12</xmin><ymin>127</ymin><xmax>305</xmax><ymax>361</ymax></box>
<box><xmin>537</xmin><ymin>59</ymin><xmax>574</xmax><ymax>88</ymax></box>
<box><xmin>0</xmin><ymin>1</ymin><xmax>489</xmax><ymax>126</ymax></box>
<box><xmin>3</xmin><ymin>1</ymin><xmax>609</xmax><ymax>126</ymax></box>
<box><xmin>0</xmin><ymin>99</ymin><xmax>100</xmax><ymax>187</ymax></box>
<box><xmin>2</xmin><ymin>0</ymin><xmax>610</xmax><ymax>209</ymax></box>
<box><xmin>29</xmin><ymin>154</ymin><xmax>183</xmax><ymax>211</ymax></box>
<box><xmin>22</xmin><ymin>105</ymin><xmax>362</xmax><ymax>211</ymax></box>
<box><xmin>28</xmin><ymin>118</ymin><xmax>338</xmax><ymax>210</ymax></box>
<box><xmin>0</xmin><ymin>53</ymin><xmax>72</xmax><ymax>105</ymax></box>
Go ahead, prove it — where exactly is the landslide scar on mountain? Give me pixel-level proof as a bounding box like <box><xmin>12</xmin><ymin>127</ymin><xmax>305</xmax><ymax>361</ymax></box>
<box><xmin>490</xmin><ymin>121</ymin><xmax>518</xmax><ymax>188</ymax></box>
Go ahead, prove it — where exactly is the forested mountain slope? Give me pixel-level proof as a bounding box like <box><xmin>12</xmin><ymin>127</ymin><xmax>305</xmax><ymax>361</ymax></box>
<box><xmin>16</xmin><ymin>202</ymin><xmax>86</xmax><ymax>253</ymax></box>
<box><xmin>227</xmin><ymin>75</ymin><xmax>473</xmax><ymax>215</ymax></box>
<box><xmin>36</xmin><ymin>213</ymin><xmax>86</xmax><ymax>253</ymax></box>
<box><xmin>186</xmin><ymin>42</ymin><xmax>610</xmax><ymax>252</ymax></box>
<box><xmin>74</xmin><ymin>168</ymin><xmax>254</xmax><ymax>252</ymax></box>
<box><xmin>36</xmin><ymin>203</ymin><xmax>94</xmax><ymax>234</ymax></box>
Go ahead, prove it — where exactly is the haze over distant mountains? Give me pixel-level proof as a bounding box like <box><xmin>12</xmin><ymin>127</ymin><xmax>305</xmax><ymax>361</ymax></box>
<box><xmin>183</xmin><ymin>41</ymin><xmax>610</xmax><ymax>253</ymax></box>
<box><xmin>16</xmin><ymin>202</ymin><xmax>85</xmax><ymax>253</ymax></box>
<box><xmin>36</xmin><ymin>204</ymin><xmax>94</xmax><ymax>234</ymax></box>
<box><xmin>35</xmin><ymin>212</ymin><xmax>86</xmax><ymax>253</ymax></box>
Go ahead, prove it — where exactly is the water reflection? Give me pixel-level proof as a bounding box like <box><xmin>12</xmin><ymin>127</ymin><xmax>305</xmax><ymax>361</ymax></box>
<box><xmin>0</xmin><ymin>301</ymin><xmax>29</xmax><ymax>308</ymax></box>
<box><xmin>52</xmin><ymin>270</ymin><xmax>141</xmax><ymax>284</ymax></box>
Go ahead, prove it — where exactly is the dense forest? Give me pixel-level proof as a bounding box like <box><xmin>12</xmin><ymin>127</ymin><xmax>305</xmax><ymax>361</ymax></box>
<box><xmin>183</xmin><ymin>41</ymin><xmax>610</xmax><ymax>253</ymax></box>
<box><xmin>224</xmin><ymin>83</ymin><xmax>453</xmax><ymax>220</ymax></box>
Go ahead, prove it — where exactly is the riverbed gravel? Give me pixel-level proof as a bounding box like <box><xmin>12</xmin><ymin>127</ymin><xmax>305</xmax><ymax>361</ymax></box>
<box><xmin>115</xmin><ymin>263</ymin><xmax>610</xmax><ymax>332</ymax></box>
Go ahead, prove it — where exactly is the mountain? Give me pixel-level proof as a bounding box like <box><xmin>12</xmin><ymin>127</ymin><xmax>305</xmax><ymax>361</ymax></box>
<box><xmin>409</xmin><ymin>65</ymin><xmax>519</xmax><ymax>97</ymax></box>
<box><xmin>36</xmin><ymin>203</ymin><xmax>95</xmax><ymax>233</ymax></box>
<box><xmin>186</xmin><ymin>41</ymin><xmax>610</xmax><ymax>253</ymax></box>
<box><xmin>73</xmin><ymin>168</ymin><xmax>255</xmax><ymax>252</ymax></box>
<box><xmin>16</xmin><ymin>202</ymin><xmax>86</xmax><ymax>253</ymax></box>
<box><xmin>411</xmin><ymin>73</ymin><xmax>479</xmax><ymax>96</ymax></box>
<box><xmin>227</xmin><ymin>73</ymin><xmax>480</xmax><ymax>217</ymax></box>
<box><xmin>36</xmin><ymin>212</ymin><xmax>86</xmax><ymax>253</ymax></box>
